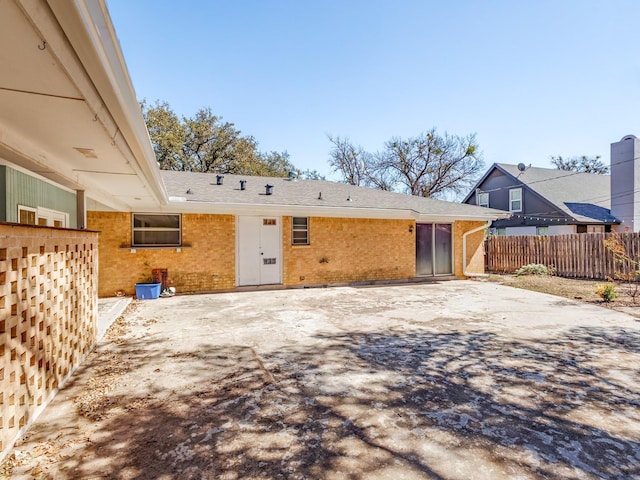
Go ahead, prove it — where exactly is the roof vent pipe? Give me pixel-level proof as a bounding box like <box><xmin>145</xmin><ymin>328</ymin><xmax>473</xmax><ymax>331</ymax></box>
<box><xmin>265</xmin><ymin>184</ymin><xmax>273</xmax><ymax>195</ymax></box>
<box><xmin>240</xmin><ymin>180</ymin><xmax>246</xmax><ymax>190</ymax></box>
<box><xmin>216</xmin><ymin>175</ymin><xmax>224</xmax><ymax>185</ymax></box>
<box><xmin>288</xmin><ymin>171</ymin><xmax>298</xmax><ymax>181</ymax></box>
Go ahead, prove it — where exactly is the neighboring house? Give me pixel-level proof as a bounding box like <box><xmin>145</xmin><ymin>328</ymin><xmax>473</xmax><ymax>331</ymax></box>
<box><xmin>463</xmin><ymin>163</ymin><xmax>620</xmax><ymax>235</ymax></box>
<box><xmin>0</xmin><ymin>164</ymin><xmax>76</xmax><ymax>228</ymax></box>
<box><xmin>87</xmin><ymin>171</ymin><xmax>509</xmax><ymax>297</ymax></box>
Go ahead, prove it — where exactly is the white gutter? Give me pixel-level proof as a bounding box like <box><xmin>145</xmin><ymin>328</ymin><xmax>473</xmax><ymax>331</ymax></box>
<box><xmin>462</xmin><ymin>220</ymin><xmax>492</xmax><ymax>278</ymax></box>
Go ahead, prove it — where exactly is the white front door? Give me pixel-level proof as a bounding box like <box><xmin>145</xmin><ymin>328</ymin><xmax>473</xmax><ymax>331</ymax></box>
<box><xmin>237</xmin><ymin>216</ymin><xmax>282</xmax><ymax>286</ymax></box>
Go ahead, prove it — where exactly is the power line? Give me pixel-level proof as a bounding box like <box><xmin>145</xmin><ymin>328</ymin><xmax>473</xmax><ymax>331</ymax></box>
<box><xmin>473</xmin><ymin>155</ymin><xmax>640</xmax><ymax>196</ymax></box>
<box><xmin>471</xmin><ymin>155</ymin><xmax>640</xmax><ymax>222</ymax></box>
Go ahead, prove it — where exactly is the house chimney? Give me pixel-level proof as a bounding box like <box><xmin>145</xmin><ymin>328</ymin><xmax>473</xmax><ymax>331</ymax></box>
<box><xmin>611</xmin><ymin>135</ymin><xmax>640</xmax><ymax>232</ymax></box>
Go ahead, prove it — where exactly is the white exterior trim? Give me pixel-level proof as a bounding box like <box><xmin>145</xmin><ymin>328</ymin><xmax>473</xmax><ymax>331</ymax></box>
<box><xmin>140</xmin><ymin>201</ymin><xmax>511</xmax><ymax>223</ymax></box>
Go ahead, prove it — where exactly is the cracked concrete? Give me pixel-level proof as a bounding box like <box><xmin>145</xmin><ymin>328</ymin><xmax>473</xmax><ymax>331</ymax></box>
<box><xmin>4</xmin><ymin>280</ymin><xmax>640</xmax><ymax>479</ymax></box>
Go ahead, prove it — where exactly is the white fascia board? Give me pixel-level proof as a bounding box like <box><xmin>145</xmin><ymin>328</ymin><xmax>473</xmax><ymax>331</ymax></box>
<box><xmin>158</xmin><ymin>202</ymin><xmax>415</xmax><ymax>219</ymax></box>
<box><xmin>46</xmin><ymin>0</ymin><xmax>168</xmax><ymax>206</ymax></box>
<box><xmin>415</xmin><ymin>213</ymin><xmax>510</xmax><ymax>222</ymax></box>
<box><xmin>144</xmin><ymin>200</ymin><xmax>511</xmax><ymax>223</ymax></box>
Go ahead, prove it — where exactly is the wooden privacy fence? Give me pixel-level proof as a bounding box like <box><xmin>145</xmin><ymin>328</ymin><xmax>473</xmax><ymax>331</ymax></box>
<box><xmin>485</xmin><ymin>233</ymin><xmax>640</xmax><ymax>280</ymax></box>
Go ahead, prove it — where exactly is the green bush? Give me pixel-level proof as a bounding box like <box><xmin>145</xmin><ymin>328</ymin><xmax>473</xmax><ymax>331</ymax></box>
<box><xmin>595</xmin><ymin>283</ymin><xmax>617</xmax><ymax>302</ymax></box>
<box><xmin>514</xmin><ymin>263</ymin><xmax>554</xmax><ymax>276</ymax></box>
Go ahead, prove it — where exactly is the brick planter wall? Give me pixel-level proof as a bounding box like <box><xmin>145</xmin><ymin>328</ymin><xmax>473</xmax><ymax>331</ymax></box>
<box><xmin>0</xmin><ymin>224</ymin><xmax>98</xmax><ymax>457</ymax></box>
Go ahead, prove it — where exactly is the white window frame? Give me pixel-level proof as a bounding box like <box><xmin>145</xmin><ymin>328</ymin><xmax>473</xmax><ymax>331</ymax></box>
<box><xmin>292</xmin><ymin>217</ymin><xmax>309</xmax><ymax>245</ymax></box>
<box><xmin>509</xmin><ymin>188</ymin><xmax>522</xmax><ymax>212</ymax></box>
<box><xmin>19</xmin><ymin>205</ymin><xmax>69</xmax><ymax>228</ymax></box>
<box><xmin>132</xmin><ymin>213</ymin><xmax>182</xmax><ymax>247</ymax></box>
<box><xmin>536</xmin><ymin>226</ymin><xmax>549</xmax><ymax>235</ymax></box>
<box><xmin>39</xmin><ymin>207</ymin><xmax>69</xmax><ymax>228</ymax></box>
<box><xmin>477</xmin><ymin>192</ymin><xmax>489</xmax><ymax>208</ymax></box>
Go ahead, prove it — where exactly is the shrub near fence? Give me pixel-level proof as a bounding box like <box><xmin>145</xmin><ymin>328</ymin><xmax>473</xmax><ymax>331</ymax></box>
<box><xmin>485</xmin><ymin>233</ymin><xmax>639</xmax><ymax>280</ymax></box>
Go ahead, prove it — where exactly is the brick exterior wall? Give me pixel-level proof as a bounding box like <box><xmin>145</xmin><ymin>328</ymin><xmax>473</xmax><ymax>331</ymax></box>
<box><xmin>0</xmin><ymin>224</ymin><xmax>97</xmax><ymax>456</ymax></box>
<box><xmin>283</xmin><ymin>217</ymin><xmax>415</xmax><ymax>285</ymax></box>
<box><xmin>453</xmin><ymin>220</ymin><xmax>487</xmax><ymax>276</ymax></box>
<box><xmin>89</xmin><ymin>212</ymin><xmax>488</xmax><ymax>297</ymax></box>
<box><xmin>87</xmin><ymin>212</ymin><xmax>236</xmax><ymax>296</ymax></box>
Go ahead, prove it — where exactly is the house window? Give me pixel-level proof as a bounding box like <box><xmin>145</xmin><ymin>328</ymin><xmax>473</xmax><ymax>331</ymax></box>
<box><xmin>536</xmin><ymin>226</ymin><xmax>548</xmax><ymax>235</ymax></box>
<box><xmin>509</xmin><ymin>188</ymin><xmax>522</xmax><ymax>212</ymax></box>
<box><xmin>587</xmin><ymin>225</ymin><xmax>604</xmax><ymax>233</ymax></box>
<box><xmin>496</xmin><ymin>227</ymin><xmax>507</xmax><ymax>236</ymax></box>
<box><xmin>18</xmin><ymin>205</ymin><xmax>37</xmax><ymax>225</ymax></box>
<box><xmin>292</xmin><ymin>217</ymin><xmax>309</xmax><ymax>245</ymax></box>
<box><xmin>133</xmin><ymin>214</ymin><xmax>181</xmax><ymax>246</ymax></box>
<box><xmin>478</xmin><ymin>192</ymin><xmax>489</xmax><ymax>208</ymax></box>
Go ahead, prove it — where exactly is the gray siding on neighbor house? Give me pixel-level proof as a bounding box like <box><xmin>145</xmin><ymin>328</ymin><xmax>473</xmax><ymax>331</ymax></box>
<box><xmin>465</xmin><ymin>168</ymin><xmax>572</xmax><ymax>227</ymax></box>
<box><xmin>1</xmin><ymin>166</ymin><xmax>77</xmax><ymax>227</ymax></box>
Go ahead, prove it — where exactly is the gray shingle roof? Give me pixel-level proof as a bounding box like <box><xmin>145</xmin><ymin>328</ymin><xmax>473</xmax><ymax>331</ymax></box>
<box><xmin>496</xmin><ymin>164</ymin><xmax>617</xmax><ymax>223</ymax></box>
<box><xmin>160</xmin><ymin>170</ymin><xmax>508</xmax><ymax>221</ymax></box>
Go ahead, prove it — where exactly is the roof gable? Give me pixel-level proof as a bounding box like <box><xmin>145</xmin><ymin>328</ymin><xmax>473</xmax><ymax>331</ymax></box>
<box><xmin>465</xmin><ymin>163</ymin><xmax>617</xmax><ymax>224</ymax></box>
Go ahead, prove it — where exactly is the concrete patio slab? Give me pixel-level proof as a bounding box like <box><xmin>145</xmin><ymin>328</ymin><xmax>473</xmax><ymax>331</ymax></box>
<box><xmin>3</xmin><ymin>280</ymin><xmax>640</xmax><ymax>479</ymax></box>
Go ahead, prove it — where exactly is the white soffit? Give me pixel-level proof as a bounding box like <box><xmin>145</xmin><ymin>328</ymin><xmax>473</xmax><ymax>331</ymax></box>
<box><xmin>0</xmin><ymin>0</ymin><xmax>166</xmax><ymax>211</ymax></box>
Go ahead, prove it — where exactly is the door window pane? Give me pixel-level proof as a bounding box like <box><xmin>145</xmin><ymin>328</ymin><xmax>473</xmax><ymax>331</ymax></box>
<box><xmin>416</xmin><ymin>224</ymin><xmax>433</xmax><ymax>275</ymax></box>
<box><xmin>434</xmin><ymin>224</ymin><xmax>452</xmax><ymax>275</ymax></box>
<box><xmin>18</xmin><ymin>207</ymin><xmax>36</xmax><ymax>225</ymax></box>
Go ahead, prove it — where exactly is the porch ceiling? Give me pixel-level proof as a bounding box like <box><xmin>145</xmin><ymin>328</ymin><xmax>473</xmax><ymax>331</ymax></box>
<box><xmin>0</xmin><ymin>0</ymin><xmax>165</xmax><ymax>211</ymax></box>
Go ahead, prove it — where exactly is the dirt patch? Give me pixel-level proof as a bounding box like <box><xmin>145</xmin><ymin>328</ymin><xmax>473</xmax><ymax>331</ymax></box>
<box><xmin>486</xmin><ymin>274</ymin><xmax>640</xmax><ymax>317</ymax></box>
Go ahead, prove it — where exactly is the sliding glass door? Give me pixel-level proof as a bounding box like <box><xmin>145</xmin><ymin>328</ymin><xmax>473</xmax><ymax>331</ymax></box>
<box><xmin>416</xmin><ymin>223</ymin><xmax>452</xmax><ymax>276</ymax></box>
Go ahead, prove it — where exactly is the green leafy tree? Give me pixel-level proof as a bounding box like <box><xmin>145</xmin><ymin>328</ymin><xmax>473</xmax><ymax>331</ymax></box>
<box><xmin>550</xmin><ymin>155</ymin><xmax>609</xmax><ymax>174</ymax></box>
<box><xmin>328</xmin><ymin>128</ymin><xmax>483</xmax><ymax>198</ymax></box>
<box><xmin>141</xmin><ymin>100</ymin><xmax>295</xmax><ymax>177</ymax></box>
<box><xmin>141</xmin><ymin>100</ymin><xmax>185</xmax><ymax>170</ymax></box>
